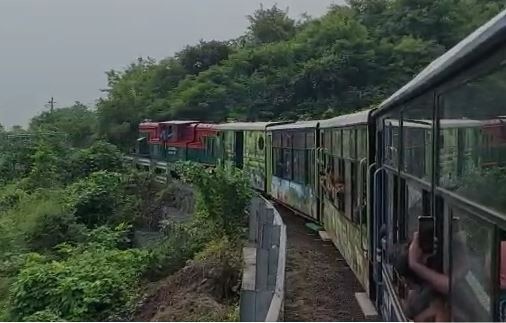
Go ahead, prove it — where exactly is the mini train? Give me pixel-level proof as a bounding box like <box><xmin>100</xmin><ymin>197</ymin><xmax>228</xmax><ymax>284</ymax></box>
<box><xmin>136</xmin><ymin>10</ymin><xmax>506</xmax><ymax>322</ymax></box>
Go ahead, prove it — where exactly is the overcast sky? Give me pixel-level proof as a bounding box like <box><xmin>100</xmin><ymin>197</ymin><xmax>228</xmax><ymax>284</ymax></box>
<box><xmin>0</xmin><ymin>0</ymin><xmax>342</xmax><ymax>128</ymax></box>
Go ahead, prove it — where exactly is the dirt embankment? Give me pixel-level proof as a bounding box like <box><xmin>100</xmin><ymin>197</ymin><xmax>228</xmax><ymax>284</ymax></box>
<box><xmin>134</xmin><ymin>244</ymin><xmax>241</xmax><ymax>322</ymax></box>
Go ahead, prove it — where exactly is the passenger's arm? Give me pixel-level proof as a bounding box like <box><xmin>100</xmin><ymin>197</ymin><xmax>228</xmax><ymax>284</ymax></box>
<box><xmin>408</xmin><ymin>232</ymin><xmax>449</xmax><ymax>295</ymax></box>
<box><xmin>409</xmin><ymin>261</ymin><xmax>449</xmax><ymax>295</ymax></box>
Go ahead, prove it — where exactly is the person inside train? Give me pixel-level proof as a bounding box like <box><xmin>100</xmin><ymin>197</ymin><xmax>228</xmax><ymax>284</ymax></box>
<box><xmin>406</xmin><ymin>232</ymin><xmax>449</xmax><ymax>322</ymax></box>
<box><xmin>408</xmin><ymin>232</ymin><xmax>448</xmax><ymax>295</ymax></box>
<box><xmin>407</xmin><ymin>229</ymin><xmax>506</xmax><ymax>321</ymax></box>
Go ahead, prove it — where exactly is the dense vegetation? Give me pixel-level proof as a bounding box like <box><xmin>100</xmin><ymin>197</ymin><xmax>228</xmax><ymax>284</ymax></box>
<box><xmin>0</xmin><ymin>131</ymin><xmax>251</xmax><ymax>321</ymax></box>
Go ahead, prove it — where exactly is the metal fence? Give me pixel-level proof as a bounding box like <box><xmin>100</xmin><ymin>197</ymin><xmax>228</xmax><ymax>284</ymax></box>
<box><xmin>240</xmin><ymin>196</ymin><xmax>287</xmax><ymax>322</ymax></box>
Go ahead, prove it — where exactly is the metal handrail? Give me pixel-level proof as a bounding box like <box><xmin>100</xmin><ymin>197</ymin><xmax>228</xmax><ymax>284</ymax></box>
<box><xmin>358</xmin><ymin>157</ymin><xmax>368</xmax><ymax>252</ymax></box>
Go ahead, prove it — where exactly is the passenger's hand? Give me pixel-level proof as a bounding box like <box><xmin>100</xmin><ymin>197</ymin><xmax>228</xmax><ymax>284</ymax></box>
<box><xmin>408</xmin><ymin>232</ymin><xmax>423</xmax><ymax>268</ymax></box>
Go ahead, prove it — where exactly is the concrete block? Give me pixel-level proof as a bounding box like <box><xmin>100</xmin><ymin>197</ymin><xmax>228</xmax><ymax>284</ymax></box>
<box><xmin>264</xmin><ymin>208</ymin><xmax>274</xmax><ymax>225</ymax></box>
<box><xmin>242</xmin><ymin>247</ymin><xmax>257</xmax><ymax>291</ymax></box>
<box><xmin>319</xmin><ymin>230</ymin><xmax>331</xmax><ymax>241</ymax></box>
<box><xmin>261</xmin><ymin>224</ymin><xmax>272</xmax><ymax>250</ymax></box>
<box><xmin>267</xmin><ymin>245</ymin><xmax>279</xmax><ymax>288</ymax></box>
<box><xmin>271</xmin><ymin>225</ymin><xmax>281</xmax><ymax>247</ymax></box>
<box><xmin>256</xmin><ymin>249</ymin><xmax>269</xmax><ymax>291</ymax></box>
<box><xmin>240</xmin><ymin>290</ymin><xmax>257</xmax><ymax>321</ymax></box>
<box><xmin>249</xmin><ymin>211</ymin><xmax>258</xmax><ymax>243</ymax></box>
<box><xmin>255</xmin><ymin>290</ymin><xmax>275</xmax><ymax>321</ymax></box>
<box><xmin>355</xmin><ymin>292</ymin><xmax>378</xmax><ymax>319</ymax></box>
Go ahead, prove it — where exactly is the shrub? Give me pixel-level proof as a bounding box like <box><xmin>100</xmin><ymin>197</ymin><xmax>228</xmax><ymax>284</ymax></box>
<box><xmin>67</xmin><ymin>171</ymin><xmax>123</xmax><ymax>227</ymax></box>
<box><xmin>0</xmin><ymin>191</ymin><xmax>85</xmax><ymax>257</ymax></box>
<box><xmin>176</xmin><ymin>162</ymin><xmax>251</xmax><ymax>238</ymax></box>
<box><xmin>22</xmin><ymin>309</ymin><xmax>63</xmax><ymax>322</ymax></box>
<box><xmin>144</xmin><ymin>220</ymin><xmax>206</xmax><ymax>281</ymax></box>
<box><xmin>68</xmin><ymin>141</ymin><xmax>124</xmax><ymax>180</ymax></box>
<box><xmin>9</xmin><ymin>226</ymin><xmax>148</xmax><ymax>321</ymax></box>
<box><xmin>0</xmin><ymin>184</ymin><xmax>27</xmax><ymax>213</ymax></box>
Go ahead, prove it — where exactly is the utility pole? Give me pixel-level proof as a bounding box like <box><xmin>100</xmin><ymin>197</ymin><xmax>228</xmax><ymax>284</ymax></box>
<box><xmin>48</xmin><ymin>97</ymin><xmax>55</xmax><ymax>113</ymax></box>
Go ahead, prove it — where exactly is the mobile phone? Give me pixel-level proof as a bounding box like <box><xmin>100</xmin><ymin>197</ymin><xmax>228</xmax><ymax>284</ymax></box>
<box><xmin>418</xmin><ymin>216</ymin><xmax>434</xmax><ymax>254</ymax></box>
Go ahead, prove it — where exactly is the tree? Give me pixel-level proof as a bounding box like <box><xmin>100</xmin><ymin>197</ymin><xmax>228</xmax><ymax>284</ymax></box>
<box><xmin>67</xmin><ymin>171</ymin><xmax>123</xmax><ymax>227</ymax></box>
<box><xmin>11</xmin><ymin>125</ymin><xmax>24</xmax><ymax>133</ymax></box>
<box><xmin>95</xmin><ymin>0</ymin><xmax>505</xmax><ymax>151</ymax></box>
<box><xmin>247</xmin><ymin>4</ymin><xmax>296</xmax><ymax>44</ymax></box>
<box><xmin>175</xmin><ymin>40</ymin><xmax>232</xmax><ymax>75</ymax></box>
<box><xmin>29</xmin><ymin>102</ymin><xmax>96</xmax><ymax>148</ymax></box>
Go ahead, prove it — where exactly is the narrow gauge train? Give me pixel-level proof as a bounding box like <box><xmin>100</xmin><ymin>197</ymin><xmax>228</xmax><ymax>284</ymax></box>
<box><xmin>137</xmin><ymin>10</ymin><xmax>506</xmax><ymax>321</ymax></box>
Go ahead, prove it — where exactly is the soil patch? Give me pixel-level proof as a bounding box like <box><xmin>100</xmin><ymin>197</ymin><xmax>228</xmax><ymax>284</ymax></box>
<box><xmin>134</xmin><ymin>256</ymin><xmax>240</xmax><ymax>321</ymax></box>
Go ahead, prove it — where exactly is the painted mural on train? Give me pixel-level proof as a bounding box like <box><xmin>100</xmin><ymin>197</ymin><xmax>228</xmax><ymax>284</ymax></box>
<box><xmin>243</xmin><ymin>130</ymin><xmax>266</xmax><ymax>191</ymax></box>
<box><xmin>322</xmin><ymin>199</ymin><xmax>369</xmax><ymax>290</ymax></box>
<box><xmin>271</xmin><ymin>176</ymin><xmax>317</xmax><ymax>218</ymax></box>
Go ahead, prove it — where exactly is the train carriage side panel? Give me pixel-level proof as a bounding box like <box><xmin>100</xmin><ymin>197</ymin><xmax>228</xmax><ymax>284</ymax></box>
<box><xmin>138</xmin><ymin>122</ymin><xmax>159</xmax><ymax>158</ymax></box>
<box><xmin>268</xmin><ymin>121</ymin><xmax>319</xmax><ymax>219</ymax></box>
<box><xmin>217</xmin><ymin>122</ymin><xmax>287</xmax><ymax>192</ymax></box>
<box><xmin>243</xmin><ymin>129</ymin><xmax>267</xmax><ymax>191</ymax></box>
<box><xmin>187</xmin><ymin>123</ymin><xmax>219</xmax><ymax>165</ymax></box>
<box><xmin>158</xmin><ymin>121</ymin><xmax>198</xmax><ymax>163</ymax></box>
<box><xmin>319</xmin><ymin>110</ymin><xmax>372</xmax><ymax>293</ymax></box>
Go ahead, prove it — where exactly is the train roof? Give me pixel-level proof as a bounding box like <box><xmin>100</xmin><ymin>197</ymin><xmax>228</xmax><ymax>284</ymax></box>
<box><xmin>268</xmin><ymin>120</ymin><xmax>321</xmax><ymax>131</ymax></box>
<box><xmin>195</xmin><ymin>123</ymin><xmax>217</xmax><ymax>130</ymax></box>
<box><xmin>386</xmin><ymin>118</ymin><xmax>485</xmax><ymax>128</ymax></box>
<box><xmin>159</xmin><ymin>120</ymin><xmax>199</xmax><ymax>125</ymax></box>
<box><xmin>374</xmin><ymin>9</ymin><xmax>506</xmax><ymax>116</ymax></box>
<box><xmin>215</xmin><ymin>122</ymin><xmax>286</xmax><ymax>131</ymax></box>
<box><xmin>139</xmin><ymin>122</ymin><xmax>159</xmax><ymax>128</ymax></box>
<box><xmin>319</xmin><ymin>109</ymin><xmax>371</xmax><ymax>129</ymax></box>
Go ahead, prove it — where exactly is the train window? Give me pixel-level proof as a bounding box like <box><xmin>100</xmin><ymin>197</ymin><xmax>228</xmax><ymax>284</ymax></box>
<box><xmin>293</xmin><ymin>151</ymin><xmax>306</xmax><ymax>184</ymax></box>
<box><xmin>402</xmin><ymin>94</ymin><xmax>433</xmax><ymax>180</ymax></box>
<box><xmin>324</xmin><ymin>130</ymin><xmax>332</xmax><ymax>152</ymax></box>
<box><xmin>258</xmin><ymin>136</ymin><xmax>264</xmax><ymax>151</ymax></box>
<box><xmin>334</xmin><ymin>129</ymin><xmax>342</xmax><ymax>157</ymax></box>
<box><xmin>384</xmin><ymin>114</ymin><xmax>401</xmax><ymax>168</ymax></box>
<box><xmin>450</xmin><ymin>207</ymin><xmax>493</xmax><ymax>321</ymax></box>
<box><xmin>306</xmin><ymin>132</ymin><xmax>315</xmax><ymax>149</ymax></box>
<box><xmin>497</xmin><ymin>233</ymin><xmax>506</xmax><ymax>322</ymax></box>
<box><xmin>402</xmin><ymin>183</ymin><xmax>431</xmax><ymax>241</ymax></box>
<box><xmin>273</xmin><ymin>148</ymin><xmax>283</xmax><ymax>177</ymax></box>
<box><xmin>438</xmin><ymin>64</ymin><xmax>506</xmax><ymax>214</ymax></box>
<box><xmin>351</xmin><ymin>129</ymin><xmax>357</xmax><ymax>159</ymax></box>
<box><xmin>357</xmin><ymin>127</ymin><xmax>368</xmax><ymax>160</ymax></box>
<box><xmin>283</xmin><ymin>148</ymin><xmax>292</xmax><ymax>180</ymax></box>
<box><xmin>293</xmin><ymin>132</ymin><xmax>305</xmax><ymax>149</ymax></box>
<box><xmin>273</xmin><ymin>132</ymin><xmax>282</xmax><ymax>147</ymax></box>
<box><xmin>343</xmin><ymin>129</ymin><xmax>355</xmax><ymax>159</ymax></box>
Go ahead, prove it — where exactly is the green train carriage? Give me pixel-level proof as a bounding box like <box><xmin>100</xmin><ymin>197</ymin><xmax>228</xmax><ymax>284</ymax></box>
<box><xmin>216</xmin><ymin>122</ymin><xmax>284</xmax><ymax>191</ymax></box>
<box><xmin>266</xmin><ymin>121</ymin><xmax>320</xmax><ymax>219</ymax></box>
<box><xmin>318</xmin><ymin>110</ymin><xmax>373</xmax><ymax>293</ymax></box>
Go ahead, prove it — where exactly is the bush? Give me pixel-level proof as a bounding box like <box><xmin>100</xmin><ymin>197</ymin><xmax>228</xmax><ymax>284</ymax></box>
<box><xmin>0</xmin><ymin>184</ymin><xmax>27</xmax><ymax>213</ymax></box>
<box><xmin>22</xmin><ymin>309</ymin><xmax>63</xmax><ymax>322</ymax></box>
<box><xmin>176</xmin><ymin>162</ymin><xmax>251</xmax><ymax>238</ymax></box>
<box><xmin>67</xmin><ymin>171</ymin><xmax>123</xmax><ymax>227</ymax></box>
<box><xmin>68</xmin><ymin>141</ymin><xmax>124</xmax><ymax>180</ymax></box>
<box><xmin>0</xmin><ymin>191</ymin><xmax>85</xmax><ymax>257</ymax></box>
<box><xmin>144</xmin><ymin>220</ymin><xmax>207</xmax><ymax>281</ymax></box>
<box><xmin>9</xmin><ymin>226</ymin><xmax>148</xmax><ymax>321</ymax></box>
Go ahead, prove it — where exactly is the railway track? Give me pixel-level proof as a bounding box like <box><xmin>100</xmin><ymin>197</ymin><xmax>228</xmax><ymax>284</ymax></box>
<box><xmin>274</xmin><ymin>203</ymin><xmax>371</xmax><ymax>322</ymax></box>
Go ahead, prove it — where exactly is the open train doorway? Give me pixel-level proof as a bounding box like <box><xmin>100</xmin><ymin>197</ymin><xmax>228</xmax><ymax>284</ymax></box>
<box><xmin>235</xmin><ymin>131</ymin><xmax>244</xmax><ymax>169</ymax></box>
